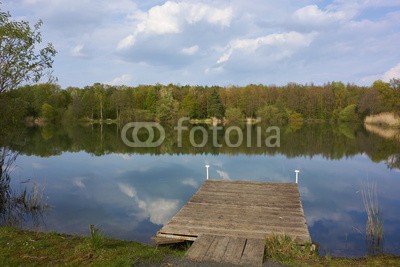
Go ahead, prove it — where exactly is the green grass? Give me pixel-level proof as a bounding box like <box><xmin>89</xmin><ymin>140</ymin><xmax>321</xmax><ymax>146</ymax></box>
<box><xmin>265</xmin><ymin>234</ymin><xmax>317</xmax><ymax>266</ymax></box>
<box><xmin>2</xmin><ymin>227</ymin><xmax>400</xmax><ymax>266</ymax></box>
<box><xmin>265</xmin><ymin>234</ymin><xmax>400</xmax><ymax>266</ymax></box>
<box><xmin>0</xmin><ymin>226</ymin><xmax>186</xmax><ymax>266</ymax></box>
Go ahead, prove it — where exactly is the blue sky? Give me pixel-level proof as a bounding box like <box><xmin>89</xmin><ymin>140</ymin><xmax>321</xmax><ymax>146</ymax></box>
<box><xmin>3</xmin><ymin>0</ymin><xmax>400</xmax><ymax>87</ymax></box>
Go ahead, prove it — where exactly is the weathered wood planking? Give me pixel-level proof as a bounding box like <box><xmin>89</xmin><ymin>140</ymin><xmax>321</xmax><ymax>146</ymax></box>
<box><xmin>156</xmin><ymin>180</ymin><xmax>311</xmax><ymax>244</ymax></box>
<box><xmin>186</xmin><ymin>234</ymin><xmax>265</xmax><ymax>266</ymax></box>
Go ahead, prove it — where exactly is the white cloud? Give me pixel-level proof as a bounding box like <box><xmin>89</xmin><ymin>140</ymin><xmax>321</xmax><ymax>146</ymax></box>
<box><xmin>181</xmin><ymin>178</ymin><xmax>199</xmax><ymax>188</ymax></box>
<box><xmin>108</xmin><ymin>74</ymin><xmax>133</xmax><ymax>85</ymax></box>
<box><xmin>118</xmin><ymin>183</ymin><xmax>136</xmax><ymax>198</ymax></box>
<box><xmin>293</xmin><ymin>5</ymin><xmax>351</xmax><ymax>26</ymax></box>
<box><xmin>73</xmin><ymin>176</ymin><xmax>86</xmax><ymax>189</ymax></box>
<box><xmin>217</xmin><ymin>31</ymin><xmax>316</xmax><ymax>64</ymax></box>
<box><xmin>117</xmin><ymin>183</ymin><xmax>179</xmax><ymax>225</ymax></box>
<box><xmin>181</xmin><ymin>45</ymin><xmax>199</xmax><ymax>55</ymax></box>
<box><xmin>71</xmin><ymin>44</ymin><xmax>86</xmax><ymax>57</ymax></box>
<box><xmin>146</xmin><ymin>199</ymin><xmax>179</xmax><ymax>225</ymax></box>
<box><xmin>333</xmin><ymin>0</ymin><xmax>400</xmax><ymax>10</ymax></box>
<box><xmin>382</xmin><ymin>63</ymin><xmax>400</xmax><ymax>82</ymax></box>
<box><xmin>117</xmin><ymin>35</ymin><xmax>136</xmax><ymax>50</ymax></box>
<box><xmin>216</xmin><ymin>170</ymin><xmax>230</xmax><ymax>180</ymax></box>
<box><xmin>137</xmin><ymin>1</ymin><xmax>182</xmax><ymax>35</ymax></box>
<box><xmin>117</xmin><ymin>154</ymin><xmax>133</xmax><ymax>160</ymax></box>
<box><xmin>118</xmin><ymin>1</ymin><xmax>233</xmax><ymax>50</ymax></box>
<box><xmin>205</xmin><ymin>66</ymin><xmax>224</xmax><ymax>74</ymax></box>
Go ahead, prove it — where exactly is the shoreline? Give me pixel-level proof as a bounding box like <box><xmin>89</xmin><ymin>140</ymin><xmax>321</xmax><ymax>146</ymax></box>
<box><xmin>1</xmin><ymin>226</ymin><xmax>400</xmax><ymax>266</ymax></box>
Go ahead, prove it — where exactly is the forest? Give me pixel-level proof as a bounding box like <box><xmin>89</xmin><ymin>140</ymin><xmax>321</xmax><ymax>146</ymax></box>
<box><xmin>0</xmin><ymin>80</ymin><xmax>399</xmax><ymax>127</ymax></box>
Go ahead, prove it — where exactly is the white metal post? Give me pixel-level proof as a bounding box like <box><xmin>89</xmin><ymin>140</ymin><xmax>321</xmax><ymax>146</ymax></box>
<box><xmin>205</xmin><ymin>165</ymin><xmax>210</xmax><ymax>180</ymax></box>
<box><xmin>295</xmin><ymin>170</ymin><xmax>300</xmax><ymax>184</ymax></box>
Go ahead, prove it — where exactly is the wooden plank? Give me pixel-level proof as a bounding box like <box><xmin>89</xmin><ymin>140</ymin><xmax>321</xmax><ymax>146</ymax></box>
<box><xmin>192</xmin><ymin>188</ymin><xmax>300</xmax><ymax>197</ymax></box>
<box><xmin>240</xmin><ymin>238</ymin><xmax>265</xmax><ymax>266</ymax></box>
<box><xmin>194</xmin><ymin>192</ymin><xmax>300</xmax><ymax>203</ymax></box>
<box><xmin>155</xmin><ymin>233</ymin><xmax>197</xmax><ymax>242</ymax></box>
<box><xmin>175</xmin><ymin>205</ymin><xmax>306</xmax><ymax>218</ymax></box>
<box><xmin>168</xmin><ymin>217</ymin><xmax>307</xmax><ymax>230</ymax></box>
<box><xmin>160</xmin><ymin>226</ymin><xmax>266</xmax><ymax>239</ymax></box>
<box><xmin>191</xmin><ymin>193</ymin><xmax>301</xmax><ymax>203</ymax></box>
<box><xmin>175</xmin><ymin>208</ymin><xmax>306</xmax><ymax>221</ymax></box>
<box><xmin>205</xmin><ymin>180</ymin><xmax>295</xmax><ymax>186</ymax></box>
<box><xmin>200</xmin><ymin>183</ymin><xmax>299</xmax><ymax>192</ymax></box>
<box><xmin>204</xmin><ymin>236</ymin><xmax>230</xmax><ymax>262</ymax></box>
<box><xmin>189</xmin><ymin>198</ymin><xmax>301</xmax><ymax>208</ymax></box>
<box><xmin>171</xmin><ymin>214</ymin><xmax>307</xmax><ymax>226</ymax></box>
<box><xmin>162</xmin><ymin>223</ymin><xmax>310</xmax><ymax>239</ymax></box>
<box><xmin>151</xmin><ymin>236</ymin><xmax>185</xmax><ymax>245</ymax></box>
<box><xmin>203</xmin><ymin>180</ymin><xmax>298</xmax><ymax>192</ymax></box>
<box><xmin>221</xmin><ymin>237</ymin><xmax>247</xmax><ymax>265</ymax></box>
<box><xmin>186</xmin><ymin>234</ymin><xmax>215</xmax><ymax>261</ymax></box>
<box><xmin>201</xmin><ymin>183</ymin><xmax>298</xmax><ymax>191</ymax></box>
<box><xmin>159</xmin><ymin>225</ymin><xmax>311</xmax><ymax>242</ymax></box>
<box><xmin>176</xmin><ymin>202</ymin><xmax>306</xmax><ymax>215</ymax></box>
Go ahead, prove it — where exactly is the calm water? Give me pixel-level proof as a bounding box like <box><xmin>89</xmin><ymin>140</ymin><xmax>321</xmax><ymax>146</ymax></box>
<box><xmin>1</xmin><ymin>123</ymin><xmax>400</xmax><ymax>257</ymax></box>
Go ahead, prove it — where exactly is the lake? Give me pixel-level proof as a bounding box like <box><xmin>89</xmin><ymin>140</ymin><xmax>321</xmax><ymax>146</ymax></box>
<box><xmin>1</xmin><ymin>122</ymin><xmax>400</xmax><ymax>257</ymax></box>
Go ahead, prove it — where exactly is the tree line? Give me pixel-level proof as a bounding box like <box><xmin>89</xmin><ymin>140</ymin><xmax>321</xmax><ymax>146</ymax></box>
<box><xmin>1</xmin><ymin>80</ymin><xmax>399</xmax><ymax>126</ymax></box>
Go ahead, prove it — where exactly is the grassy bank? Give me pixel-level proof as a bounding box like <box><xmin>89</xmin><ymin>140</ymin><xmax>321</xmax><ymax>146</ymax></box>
<box><xmin>1</xmin><ymin>227</ymin><xmax>400</xmax><ymax>266</ymax></box>
<box><xmin>265</xmin><ymin>235</ymin><xmax>400</xmax><ymax>267</ymax></box>
<box><xmin>0</xmin><ymin>227</ymin><xmax>185</xmax><ymax>266</ymax></box>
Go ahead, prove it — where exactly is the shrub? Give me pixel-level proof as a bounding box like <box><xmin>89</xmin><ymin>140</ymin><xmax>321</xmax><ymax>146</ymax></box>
<box><xmin>339</xmin><ymin>104</ymin><xmax>359</xmax><ymax>122</ymax></box>
<box><xmin>225</xmin><ymin>108</ymin><xmax>245</xmax><ymax>123</ymax></box>
<box><xmin>257</xmin><ymin>105</ymin><xmax>288</xmax><ymax>125</ymax></box>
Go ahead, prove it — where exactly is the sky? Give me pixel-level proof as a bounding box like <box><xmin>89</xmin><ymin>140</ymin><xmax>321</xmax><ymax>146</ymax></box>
<box><xmin>3</xmin><ymin>0</ymin><xmax>400</xmax><ymax>88</ymax></box>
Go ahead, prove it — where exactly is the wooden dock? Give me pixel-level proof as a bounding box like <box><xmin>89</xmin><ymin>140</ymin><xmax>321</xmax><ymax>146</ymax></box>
<box><xmin>154</xmin><ymin>180</ymin><xmax>310</xmax><ymax>266</ymax></box>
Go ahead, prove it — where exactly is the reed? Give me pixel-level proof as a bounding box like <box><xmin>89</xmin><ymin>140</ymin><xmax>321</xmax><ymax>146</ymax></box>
<box><xmin>22</xmin><ymin>181</ymin><xmax>47</xmax><ymax>211</ymax></box>
<box><xmin>364</xmin><ymin>112</ymin><xmax>400</xmax><ymax>128</ymax></box>
<box><xmin>361</xmin><ymin>180</ymin><xmax>384</xmax><ymax>255</ymax></box>
<box><xmin>1</xmin><ymin>147</ymin><xmax>48</xmax><ymax>227</ymax></box>
<box><xmin>89</xmin><ymin>224</ymin><xmax>105</xmax><ymax>250</ymax></box>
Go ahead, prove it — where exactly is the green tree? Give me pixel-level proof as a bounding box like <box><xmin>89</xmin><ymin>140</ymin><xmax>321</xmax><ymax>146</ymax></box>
<box><xmin>257</xmin><ymin>104</ymin><xmax>288</xmax><ymax>125</ymax></box>
<box><xmin>0</xmin><ymin>8</ymin><xmax>56</xmax><ymax>93</ymax></box>
<box><xmin>41</xmin><ymin>103</ymin><xmax>55</xmax><ymax>122</ymax></box>
<box><xmin>156</xmin><ymin>87</ymin><xmax>179</xmax><ymax>123</ymax></box>
<box><xmin>93</xmin><ymin>83</ymin><xmax>106</xmax><ymax>121</ymax></box>
<box><xmin>287</xmin><ymin>110</ymin><xmax>304</xmax><ymax>124</ymax></box>
<box><xmin>207</xmin><ymin>88</ymin><xmax>224</xmax><ymax>119</ymax></box>
<box><xmin>110</xmin><ymin>89</ymin><xmax>128</xmax><ymax>121</ymax></box>
<box><xmin>358</xmin><ymin>88</ymin><xmax>382</xmax><ymax>116</ymax></box>
<box><xmin>64</xmin><ymin>87</ymin><xmax>84</xmax><ymax>120</ymax></box>
<box><xmin>181</xmin><ymin>89</ymin><xmax>199</xmax><ymax>118</ymax></box>
<box><xmin>82</xmin><ymin>88</ymin><xmax>96</xmax><ymax>120</ymax></box>
<box><xmin>144</xmin><ymin>88</ymin><xmax>157</xmax><ymax>115</ymax></box>
<box><xmin>372</xmin><ymin>80</ymin><xmax>393</xmax><ymax>112</ymax></box>
<box><xmin>225</xmin><ymin>108</ymin><xmax>244</xmax><ymax>123</ymax></box>
<box><xmin>332</xmin><ymin>81</ymin><xmax>349</xmax><ymax>109</ymax></box>
<box><xmin>339</xmin><ymin>104</ymin><xmax>359</xmax><ymax>122</ymax></box>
